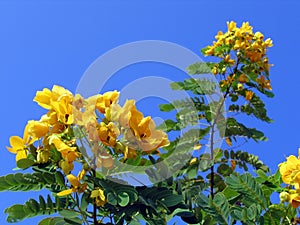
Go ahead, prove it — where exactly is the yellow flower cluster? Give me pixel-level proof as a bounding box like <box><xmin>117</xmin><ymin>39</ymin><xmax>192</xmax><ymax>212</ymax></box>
<box><xmin>6</xmin><ymin>85</ymin><xmax>169</xmax><ymax>176</ymax></box>
<box><xmin>279</xmin><ymin>149</ymin><xmax>300</xmax><ymax>208</ymax></box>
<box><xmin>204</xmin><ymin>21</ymin><xmax>272</xmax><ymax>63</ymax></box>
<box><xmin>204</xmin><ymin>21</ymin><xmax>273</xmax><ymax>92</ymax></box>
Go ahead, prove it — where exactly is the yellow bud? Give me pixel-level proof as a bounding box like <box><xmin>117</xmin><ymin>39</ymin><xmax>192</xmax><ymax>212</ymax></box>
<box><xmin>280</xmin><ymin>192</ymin><xmax>290</xmax><ymax>203</ymax></box>
<box><xmin>37</xmin><ymin>149</ymin><xmax>50</xmax><ymax>164</ymax></box>
<box><xmin>189</xmin><ymin>157</ymin><xmax>198</xmax><ymax>166</ymax></box>
<box><xmin>237</xmin><ymin>83</ymin><xmax>243</xmax><ymax>91</ymax></box>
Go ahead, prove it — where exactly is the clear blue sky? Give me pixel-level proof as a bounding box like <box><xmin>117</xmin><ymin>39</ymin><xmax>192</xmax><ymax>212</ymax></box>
<box><xmin>0</xmin><ymin>1</ymin><xmax>299</xmax><ymax>224</ymax></box>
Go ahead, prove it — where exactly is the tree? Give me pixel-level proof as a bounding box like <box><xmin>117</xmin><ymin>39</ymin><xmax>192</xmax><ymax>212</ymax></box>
<box><xmin>2</xmin><ymin>21</ymin><xmax>298</xmax><ymax>225</ymax></box>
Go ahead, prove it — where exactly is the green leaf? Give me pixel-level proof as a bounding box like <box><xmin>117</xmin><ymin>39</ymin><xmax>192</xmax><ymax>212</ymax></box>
<box><xmin>187</xmin><ymin>62</ymin><xmax>213</xmax><ymax>74</ymax></box>
<box><xmin>225</xmin><ymin>173</ymin><xmax>267</xmax><ymax>209</ymax></box>
<box><xmin>222</xmin><ymin>187</ymin><xmax>240</xmax><ymax>202</ymax></box>
<box><xmin>5</xmin><ymin>196</ymin><xmax>71</xmax><ymax>223</ymax></box>
<box><xmin>159</xmin><ymin>103</ymin><xmax>175</xmax><ymax>112</ymax></box>
<box><xmin>196</xmin><ymin>193</ymin><xmax>229</xmax><ymax>225</ymax></box>
<box><xmin>16</xmin><ymin>158</ymin><xmax>35</xmax><ymax>169</ymax></box>
<box><xmin>59</xmin><ymin>209</ymin><xmax>81</xmax><ymax>218</ymax></box>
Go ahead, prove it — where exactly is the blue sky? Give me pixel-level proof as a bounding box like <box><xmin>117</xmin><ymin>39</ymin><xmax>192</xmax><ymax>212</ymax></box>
<box><xmin>0</xmin><ymin>1</ymin><xmax>299</xmax><ymax>224</ymax></box>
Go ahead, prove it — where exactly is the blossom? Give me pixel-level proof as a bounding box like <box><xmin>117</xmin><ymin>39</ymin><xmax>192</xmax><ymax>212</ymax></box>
<box><xmin>6</xmin><ymin>124</ymin><xmax>35</xmax><ymax>161</ymax></box>
<box><xmin>96</xmin><ymin>91</ymin><xmax>120</xmax><ymax>114</ymax></box>
<box><xmin>57</xmin><ymin>170</ymin><xmax>87</xmax><ymax>196</ymax></box>
<box><xmin>27</xmin><ymin>120</ymin><xmax>49</xmax><ymax>138</ymax></box>
<box><xmin>245</xmin><ymin>90</ymin><xmax>254</xmax><ymax>101</ymax></box>
<box><xmin>91</xmin><ymin>188</ymin><xmax>106</xmax><ymax>207</ymax></box>
<box><xmin>97</xmin><ymin>122</ymin><xmax>120</xmax><ymax>147</ymax></box>
<box><xmin>256</xmin><ymin>76</ymin><xmax>272</xmax><ymax>90</ymax></box>
<box><xmin>34</xmin><ymin>85</ymin><xmax>73</xmax><ymax>110</ymax></box>
<box><xmin>279</xmin><ymin>153</ymin><xmax>300</xmax><ymax>185</ymax></box>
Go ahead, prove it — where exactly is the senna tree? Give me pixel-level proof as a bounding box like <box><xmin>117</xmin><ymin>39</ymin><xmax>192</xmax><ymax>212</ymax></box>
<box><xmin>2</xmin><ymin>21</ymin><xmax>299</xmax><ymax>225</ymax></box>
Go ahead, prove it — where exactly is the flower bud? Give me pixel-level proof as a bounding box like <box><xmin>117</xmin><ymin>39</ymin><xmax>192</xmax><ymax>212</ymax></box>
<box><xmin>280</xmin><ymin>191</ymin><xmax>290</xmax><ymax>203</ymax></box>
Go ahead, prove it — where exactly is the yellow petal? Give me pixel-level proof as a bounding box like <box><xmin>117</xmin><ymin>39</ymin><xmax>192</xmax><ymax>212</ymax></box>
<box><xmin>33</xmin><ymin>88</ymin><xmax>52</xmax><ymax>109</ymax></box>
<box><xmin>57</xmin><ymin>189</ymin><xmax>74</xmax><ymax>196</ymax></box>
<box><xmin>9</xmin><ymin>136</ymin><xmax>24</xmax><ymax>149</ymax></box>
<box><xmin>6</xmin><ymin>147</ymin><xmax>17</xmax><ymax>154</ymax></box>
<box><xmin>66</xmin><ymin>174</ymin><xmax>80</xmax><ymax>187</ymax></box>
<box><xmin>16</xmin><ymin>150</ymin><xmax>28</xmax><ymax>161</ymax></box>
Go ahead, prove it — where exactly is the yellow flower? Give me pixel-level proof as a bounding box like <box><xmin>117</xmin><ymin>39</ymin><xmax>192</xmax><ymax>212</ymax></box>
<box><xmin>6</xmin><ymin>124</ymin><xmax>35</xmax><ymax>161</ymax></box>
<box><xmin>227</xmin><ymin>21</ymin><xmax>237</xmax><ymax>32</ymax></box>
<box><xmin>96</xmin><ymin>91</ymin><xmax>120</xmax><ymax>114</ymax></box>
<box><xmin>245</xmin><ymin>90</ymin><xmax>254</xmax><ymax>101</ymax></box>
<box><xmin>27</xmin><ymin>120</ymin><xmax>49</xmax><ymax>138</ymax></box>
<box><xmin>240</xmin><ymin>22</ymin><xmax>253</xmax><ymax>34</ymax></box>
<box><xmin>51</xmin><ymin>95</ymin><xmax>74</xmax><ymax>125</ymax></box>
<box><xmin>224</xmin><ymin>55</ymin><xmax>235</xmax><ymax>66</ymax></box>
<box><xmin>256</xmin><ymin>76</ymin><xmax>272</xmax><ymax>90</ymax></box>
<box><xmin>91</xmin><ymin>188</ymin><xmax>106</xmax><ymax>207</ymax></box>
<box><xmin>279</xmin><ymin>150</ymin><xmax>300</xmax><ymax>185</ymax></box>
<box><xmin>238</xmin><ymin>74</ymin><xmax>248</xmax><ymax>83</ymax></box>
<box><xmin>50</xmin><ymin>136</ymin><xmax>79</xmax><ymax>173</ymax></box>
<box><xmin>57</xmin><ymin>171</ymin><xmax>87</xmax><ymax>196</ymax></box>
<box><xmin>34</xmin><ymin>85</ymin><xmax>73</xmax><ymax>110</ymax></box>
<box><xmin>97</xmin><ymin>122</ymin><xmax>120</xmax><ymax>147</ymax></box>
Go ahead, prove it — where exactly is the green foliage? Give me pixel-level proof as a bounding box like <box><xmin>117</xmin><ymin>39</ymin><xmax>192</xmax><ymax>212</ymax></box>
<box><xmin>225</xmin><ymin>117</ymin><xmax>267</xmax><ymax>142</ymax></box>
<box><xmin>196</xmin><ymin>193</ymin><xmax>230</xmax><ymax>224</ymax></box>
<box><xmin>0</xmin><ymin>171</ymin><xmax>64</xmax><ymax>192</ymax></box>
<box><xmin>5</xmin><ymin>195</ymin><xmax>70</xmax><ymax>223</ymax></box>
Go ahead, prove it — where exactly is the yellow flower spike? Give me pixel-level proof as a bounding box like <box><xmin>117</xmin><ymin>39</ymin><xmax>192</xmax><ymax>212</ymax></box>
<box><xmin>240</xmin><ymin>22</ymin><xmax>253</xmax><ymax>34</ymax></box>
<box><xmin>67</xmin><ymin>174</ymin><xmax>80</xmax><ymax>188</ymax></box>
